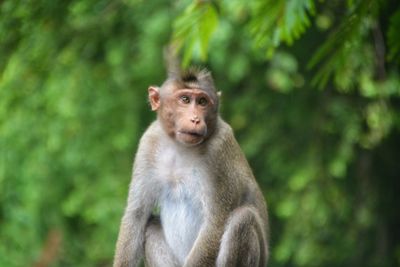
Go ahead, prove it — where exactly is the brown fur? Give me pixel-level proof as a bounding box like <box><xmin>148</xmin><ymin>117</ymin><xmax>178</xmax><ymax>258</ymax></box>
<box><xmin>113</xmin><ymin>68</ymin><xmax>269</xmax><ymax>267</ymax></box>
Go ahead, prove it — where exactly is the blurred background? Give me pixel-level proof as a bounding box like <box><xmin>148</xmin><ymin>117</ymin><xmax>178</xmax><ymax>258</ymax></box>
<box><xmin>1</xmin><ymin>0</ymin><xmax>400</xmax><ymax>266</ymax></box>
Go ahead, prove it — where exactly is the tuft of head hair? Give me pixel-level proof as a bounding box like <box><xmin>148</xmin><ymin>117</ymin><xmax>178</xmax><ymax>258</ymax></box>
<box><xmin>177</xmin><ymin>67</ymin><xmax>216</xmax><ymax>93</ymax></box>
<box><xmin>181</xmin><ymin>67</ymin><xmax>206</xmax><ymax>82</ymax></box>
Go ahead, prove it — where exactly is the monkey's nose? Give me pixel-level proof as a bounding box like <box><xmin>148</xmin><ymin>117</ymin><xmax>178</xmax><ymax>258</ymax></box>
<box><xmin>191</xmin><ymin>116</ymin><xmax>200</xmax><ymax>124</ymax></box>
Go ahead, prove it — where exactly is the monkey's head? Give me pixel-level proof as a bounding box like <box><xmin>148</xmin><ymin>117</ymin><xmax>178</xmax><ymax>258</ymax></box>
<box><xmin>148</xmin><ymin>68</ymin><xmax>220</xmax><ymax>146</ymax></box>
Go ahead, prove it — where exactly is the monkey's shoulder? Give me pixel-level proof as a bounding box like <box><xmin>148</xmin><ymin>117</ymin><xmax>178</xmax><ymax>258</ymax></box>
<box><xmin>138</xmin><ymin>120</ymin><xmax>164</xmax><ymax>145</ymax></box>
<box><xmin>131</xmin><ymin>121</ymin><xmax>164</xmax><ymax>166</ymax></box>
<box><xmin>207</xmin><ymin>117</ymin><xmax>243</xmax><ymax>155</ymax></box>
<box><xmin>209</xmin><ymin>118</ymin><xmax>260</xmax><ymax>182</ymax></box>
<box><xmin>207</xmin><ymin>117</ymin><xmax>233</xmax><ymax>142</ymax></box>
<box><xmin>215</xmin><ymin>116</ymin><xmax>234</xmax><ymax>133</ymax></box>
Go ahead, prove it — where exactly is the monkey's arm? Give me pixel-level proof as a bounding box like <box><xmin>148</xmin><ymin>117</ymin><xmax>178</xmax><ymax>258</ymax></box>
<box><xmin>183</xmin><ymin>218</ymin><xmax>226</xmax><ymax>267</ymax></box>
<box><xmin>185</xmin><ymin>118</ymin><xmax>268</xmax><ymax>267</ymax></box>
<box><xmin>113</xmin><ymin>135</ymin><xmax>159</xmax><ymax>267</ymax></box>
<box><xmin>113</xmin><ymin>183</ymin><xmax>154</xmax><ymax>266</ymax></box>
<box><xmin>183</xmin><ymin>120</ymin><xmax>242</xmax><ymax>267</ymax></box>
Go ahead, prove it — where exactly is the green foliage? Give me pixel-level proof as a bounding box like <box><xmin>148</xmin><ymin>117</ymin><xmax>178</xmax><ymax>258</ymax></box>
<box><xmin>177</xmin><ymin>1</ymin><xmax>400</xmax><ymax>267</ymax></box>
<box><xmin>172</xmin><ymin>1</ymin><xmax>219</xmax><ymax>65</ymax></box>
<box><xmin>0</xmin><ymin>0</ymin><xmax>168</xmax><ymax>266</ymax></box>
<box><xmin>308</xmin><ymin>0</ymin><xmax>383</xmax><ymax>89</ymax></box>
<box><xmin>1</xmin><ymin>1</ymin><xmax>400</xmax><ymax>267</ymax></box>
<box><xmin>248</xmin><ymin>0</ymin><xmax>315</xmax><ymax>57</ymax></box>
<box><xmin>387</xmin><ymin>9</ymin><xmax>400</xmax><ymax>62</ymax></box>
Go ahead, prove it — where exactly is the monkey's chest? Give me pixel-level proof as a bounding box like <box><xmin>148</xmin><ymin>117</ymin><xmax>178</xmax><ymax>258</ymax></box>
<box><xmin>160</xmin><ymin>187</ymin><xmax>204</xmax><ymax>264</ymax></box>
<box><xmin>157</xmin><ymin>151</ymin><xmax>206</xmax><ymax>264</ymax></box>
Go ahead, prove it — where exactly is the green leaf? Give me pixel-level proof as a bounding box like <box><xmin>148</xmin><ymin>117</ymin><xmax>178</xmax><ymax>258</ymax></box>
<box><xmin>172</xmin><ymin>2</ymin><xmax>219</xmax><ymax>64</ymax></box>
<box><xmin>387</xmin><ymin>9</ymin><xmax>400</xmax><ymax>62</ymax></box>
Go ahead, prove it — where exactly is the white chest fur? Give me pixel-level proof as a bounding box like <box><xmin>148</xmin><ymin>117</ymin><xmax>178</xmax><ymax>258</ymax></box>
<box><xmin>155</xmin><ymin>140</ymin><xmax>207</xmax><ymax>264</ymax></box>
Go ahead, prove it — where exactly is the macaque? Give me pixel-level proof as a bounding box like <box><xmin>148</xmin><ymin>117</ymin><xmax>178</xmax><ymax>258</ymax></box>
<box><xmin>113</xmin><ymin>68</ymin><xmax>269</xmax><ymax>267</ymax></box>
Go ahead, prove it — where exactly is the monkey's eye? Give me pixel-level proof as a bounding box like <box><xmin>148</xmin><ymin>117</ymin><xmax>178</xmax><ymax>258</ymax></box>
<box><xmin>198</xmin><ymin>97</ymin><xmax>208</xmax><ymax>106</ymax></box>
<box><xmin>180</xmin><ymin>95</ymin><xmax>191</xmax><ymax>104</ymax></box>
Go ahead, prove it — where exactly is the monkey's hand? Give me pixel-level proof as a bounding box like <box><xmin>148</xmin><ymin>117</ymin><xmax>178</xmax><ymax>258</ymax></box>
<box><xmin>183</xmin><ymin>222</ymin><xmax>224</xmax><ymax>267</ymax></box>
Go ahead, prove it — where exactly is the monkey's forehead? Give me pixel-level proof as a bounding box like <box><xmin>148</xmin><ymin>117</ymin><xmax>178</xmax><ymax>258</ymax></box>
<box><xmin>162</xmin><ymin>86</ymin><xmax>217</xmax><ymax>100</ymax></box>
<box><xmin>163</xmin><ymin>77</ymin><xmax>216</xmax><ymax>90</ymax></box>
<box><xmin>162</xmin><ymin>81</ymin><xmax>218</xmax><ymax>96</ymax></box>
<box><xmin>173</xmin><ymin>88</ymin><xmax>214</xmax><ymax>98</ymax></box>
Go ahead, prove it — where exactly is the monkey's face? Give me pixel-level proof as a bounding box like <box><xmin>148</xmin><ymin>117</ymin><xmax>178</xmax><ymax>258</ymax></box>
<box><xmin>149</xmin><ymin>86</ymin><xmax>217</xmax><ymax>146</ymax></box>
<box><xmin>172</xmin><ymin>88</ymin><xmax>216</xmax><ymax>146</ymax></box>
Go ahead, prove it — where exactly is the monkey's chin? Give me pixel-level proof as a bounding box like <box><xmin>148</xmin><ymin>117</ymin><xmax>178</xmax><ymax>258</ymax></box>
<box><xmin>176</xmin><ymin>131</ymin><xmax>205</xmax><ymax>146</ymax></box>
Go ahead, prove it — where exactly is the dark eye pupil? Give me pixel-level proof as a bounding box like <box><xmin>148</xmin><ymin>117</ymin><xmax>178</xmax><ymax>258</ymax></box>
<box><xmin>199</xmin><ymin>98</ymin><xmax>207</xmax><ymax>106</ymax></box>
<box><xmin>181</xmin><ymin>96</ymin><xmax>190</xmax><ymax>103</ymax></box>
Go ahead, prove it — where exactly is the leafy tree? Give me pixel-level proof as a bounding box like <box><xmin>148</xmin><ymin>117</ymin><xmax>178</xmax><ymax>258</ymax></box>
<box><xmin>0</xmin><ymin>0</ymin><xmax>399</xmax><ymax>267</ymax></box>
<box><xmin>173</xmin><ymin>1</ymin><xmax>400</xmax><ymax>267</ymax></box>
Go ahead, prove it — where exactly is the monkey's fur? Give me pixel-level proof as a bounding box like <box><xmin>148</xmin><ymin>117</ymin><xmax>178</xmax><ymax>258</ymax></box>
<box><xmin>113</xmin><ymin>68</ymin><xmax>269</xmax><ymax>267</ymax></box>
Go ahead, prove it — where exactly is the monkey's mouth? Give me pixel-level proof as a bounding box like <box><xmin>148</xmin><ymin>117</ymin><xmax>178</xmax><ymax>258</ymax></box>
<box><xmin>178</xmin><ymin>131</ymin><xmax>205</xmax><ymax>138</ymax></box>
<box><xmin>180</xmin><ymin>131</ymin><xmax>203</xmax><ymax>137</ymax></box>
<box><xmin>177</xmin><ymin>130</ymin><xmax>206</xmax><ymax>145</ymax></box>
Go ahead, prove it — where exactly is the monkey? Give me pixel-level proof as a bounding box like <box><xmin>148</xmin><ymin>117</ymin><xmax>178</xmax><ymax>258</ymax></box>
<box><xmin>113</xmin><ymin>67</ymin><xmax>269</xmax><ymax>267</ymax></box>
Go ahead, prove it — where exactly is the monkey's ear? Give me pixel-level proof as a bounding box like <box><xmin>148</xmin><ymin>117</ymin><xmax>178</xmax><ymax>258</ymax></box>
<box><xmin>148</xmin><ymin>86</ymin><xmax>160</xmax><ymax>111</ymax></box>
<box><xmin>217</xmin><ymin>91</ymin><xmax>222</xmax><ymax>98</ymax></box>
